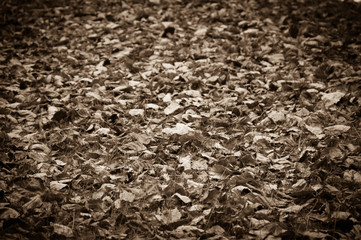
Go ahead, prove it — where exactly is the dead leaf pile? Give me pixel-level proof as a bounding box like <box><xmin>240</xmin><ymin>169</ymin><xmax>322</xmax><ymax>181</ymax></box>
<box><xmin>1</xmin><ymin>0</ymin><xmax>361</xmax><ymax>239</ymax></box>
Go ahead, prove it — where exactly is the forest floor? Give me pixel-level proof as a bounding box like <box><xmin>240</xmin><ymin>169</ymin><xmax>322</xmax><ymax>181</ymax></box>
<box><xmin>1</xmin><ymin>0</ymin><xmax>361</xmax><ymax>239</ymax></box>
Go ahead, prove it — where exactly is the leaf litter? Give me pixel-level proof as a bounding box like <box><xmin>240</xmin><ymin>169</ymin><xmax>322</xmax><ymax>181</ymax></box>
<box><xmin>0</xmin><ymin>0</ymin><xmax>361</xmax><ymax>239</ymax></box>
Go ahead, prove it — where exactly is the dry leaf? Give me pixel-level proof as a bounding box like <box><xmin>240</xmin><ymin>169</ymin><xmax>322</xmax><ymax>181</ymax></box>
<box><xmin>305</xmin><ymin>124</ymin><xmax>324</xmax><ymax>139</ymax></box>
<box><xmin>324</xmin><ymin>125</ymin><xmax>350</xmax><ymax>134</ymax></box>
<box><xmin>194</xmin><ymin>27</ymin><xmax>208</xmax><ymax>37</ymax></box>
<box><xmin>156</xmin><ymin>208</ymin><xmax>182</xmax><ymax>225</ymax></box>
<box><xmin>164</xmin><ymin>101</ymin><xmax>181</xmax><ymax>115</ymax></box>
<box><xmin>129</xmin><ymin>109</ymin><xmax>144</xmax><ymax>116</ymax></box>
<box><xmin>191</xmin><ymin>159</ymin><xmax>208</xmax><ymax>171</ymax></box>
<box><xmin>267</xmin><ymin>53</ymin><xmax>285</xmax><ymax>64</ymax></box>
<box><xmin>162</xmin><ymin>123</ymin><xmax>194</xmax><ymax>135</ymax></box>
<box><xmin>179</xmin><ymin>155</ymin><xmax>191</xmax><ymax>170</ymax></box>
<box><xmin>172</xmin><ymin>193</ymin><xmax>192</xmax><ymax>204</ymax></box>
<box><xmin>119</xmin><ymin>190</ymin><xmax>135</xmax><ymax>202</ymax></box>
<box><xmin>331</xmin><ymin>211</ymin><xmax>351</xmax><ymax>220</ymax></box>
<box><xmin>50</xmin><ymin>181</ymin><xmax>68</xmax><ymax>191</ymax></box>
<box><xmin>268</xmin><ymin>110</ymin><xmax>285</xmax><ymax>123</ymax></box>
<box><xmin>52</xmin><ymin>223</ymin><xmax>74</xmax><ymax>238</ymax></box>
<box><xmin>321</xmin><ymin>91</ymin><xmax>345</xmax><ymax>108</ymax></box>
<box><xmin>0</xmin><ymin>207</ymin><xmax>20</xmax><ymax>220</ymax></box>
<box><xmin>23</xmin><ymin>195</ymin><xmax>43</xmax><ymax>213</ymax></box>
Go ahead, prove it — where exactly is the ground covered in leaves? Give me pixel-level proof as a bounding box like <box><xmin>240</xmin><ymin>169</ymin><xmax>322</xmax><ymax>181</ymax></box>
<box><xmin>1</xmin><ymin>0</ymin><xmax>361</xmax><ymax>239</ymax></box>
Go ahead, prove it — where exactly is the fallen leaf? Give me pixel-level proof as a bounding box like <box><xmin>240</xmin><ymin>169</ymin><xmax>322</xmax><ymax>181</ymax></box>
<box><xmin>268</xmin><ymin>110</ymin><xmax>285</xmax><ymax>123</ymax></box>
<box><xmin>162</xmin><ymin>123</ymin><xmax>194</xmax><ymax>135</ymax></box>
<box><xmin>162</xmin><ymin>63</ymin><xmax>175</xmax><ymax>69</ymax></box>
<box><xmin>94</xmin><ymin>128</ymin><xmax>111</xmax><ymax>135</ymax></box>
<box><xmin>129</xmin><ymin>109</ymin><xmax>144</xmax><ymax>116</ymax></box>
<box><xmin>231</xmin><ymin>186</ymin><xmax>251</xmax><ymax>195</ymax></box>
<box><xmin>321</xmin><ymin>91</ymin><xmax>345</xmax><ymax>108</ymax></box>
<box><xmin>0</xmin><ymin>207</ymin><xmax>20</xmax><ymax>220</ymax></box>
<box><xmin>164</xmin><ymin>101</ymin><xmax>181</xmax><ymax>115</ymax></box>
<box><xmin>146</xmin><ymin>103</ymin><xmax>161</xmax><ymax>110</ymax></box>
<box><xmin>179</xmin><ymin>155</ymin><xmax>191</xmax><ymax>170</ymax></box>
<box><xmin>173</xmin><ymin>225</ymin><xmax>204</xmax><ymax>235</ymax></box>
<box><xmin>194</xmin><ymin>27</ymin><xmax>208</xmax><ymax>37</ymax></box>
<box><xmin>324</xmin><ymin>125</ymin><xmax>350</xmax><ymax>134</ymax></box>
<box><xmin>305</xmin><ymin>124</ymin><xmax>324</xmax><ymax>139</ymax></box>
<box><xmin>206</xmin><ymin>225</ymin><xmax>225</xmax><ymax>235</ymax></box>
<box><xmin>292</xmin><ymin>179</ymin><xmax>307</xmax><ymax>188</ymax></box>
<box><xmin>344</xmin><ymin>170</ymin><xmax>361</xmax><ymax>183</ymax></box>
<box><xmin>256</xmin><ymin>153</ymin><xmax>270</xmax><ymax>163</ymax></box>
<box><xmin>267</xmin><ymin>53</ymin><xmax>285</xmax><ymax>64</ymax></box>
<box><xmin>209</xmin><ymin>164</ymin><xmax>232</xmax><ymax>180</ymax></box>
<box><xmin>172</xmin><ymin>193</ymin><xmax>192</xmax><ymax>204</ymax></box>
<box><xmin>112</xmin><ymin>47</ymin><xmax>132</xmax><ymax>59</ymax></box>
<box><xmin>52</xmin><ymin>223</ymin><xmax>73</xmax><ymax>238</ymax></box>
<box><xmin>156</xmin><ymin>208</ymin><xmax>182</xmax><ymax>224</ymax></box>
<box><xmin>191</xmin><ymin>159</ymin><xmax>208</xmax><ymax>171</ymax></box>
<box><xmin>119</xmin><ymin>190</ymin><xmax>135</xmax><ymax>202</ymax></box>
<box><xmin>250</xmin><ymin>218</ymin><xmax>270</xmax><ymax>229</ymax></box>
<box><xmin>281</xmin><ymin>204</ymin><xmax>305</xmax><ymax>213</ymax></box>
<box><xmin>149</xmin><ymin>0</ymin><xmax>160</xmax><ymax>4</ymax></box>
<box><xmin>163</xmin><ymin>93</ymin><xmax>172</xmax><ymax>102</ymax></box>
<box><xmin>331</xmin><ymin>211</ymin><xmax>351</xmax><ymax>220</ymax></box>
<box><xmin>23</xmin><ymin>195</ymin><xmax>43</xmax><ymax>213</ymax></box>
<box><xmin>55</xmin><ymin>159</ymin><xmax>66</xmax><ymax>166</ymax></box>
<box><xmin>50</xmin><ymin>181</ymin><xmax>68</xmax><ymax>191</ymax></box>
<box><xmin>302</xmin><ymin>231</ymin><xmax>329</xmax><ymax>239</ymax></box>
<box><xmin>187</xmin><ymin>180</ymin><xmax>204</xmax><ymax>196</ymax></box>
